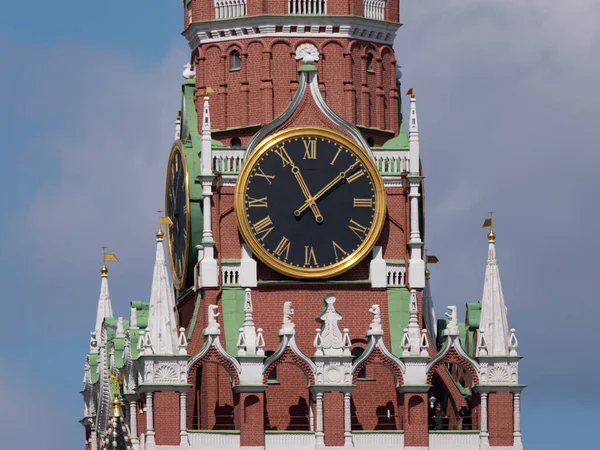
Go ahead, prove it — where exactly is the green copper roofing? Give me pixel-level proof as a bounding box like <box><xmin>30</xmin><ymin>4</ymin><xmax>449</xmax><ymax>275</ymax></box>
<box><xmin>89</xmin><ymin>353</ymin><xmax>99</xmax><ymax>384</ymax></box>
<box><xmin>380</xmin><ymin>120</ymin><xmax>409</xmax><ymax>150</ymax></box>
<box><xmin>221</xmin><ymin>287</ymin><xmax>246</xmax><ymax>354</ymax></box>
<box><xmin>387</xmin><ymin>287</ymin><xmax>411</xmax><ymax>357</ymax></box>
<box><xmin>466</xmin><ymin>302</ymin><xmax>481</xmax><ymax>330</ymax></box>
<box><xmin>131</xmin><ymin>302</ymin><xmax>149</xmax><ymax>329</ymax></box>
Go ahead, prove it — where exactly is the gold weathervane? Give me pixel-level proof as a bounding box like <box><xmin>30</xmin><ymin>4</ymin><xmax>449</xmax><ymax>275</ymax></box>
<box><xmin>101</xmin><ymin>247</ymin><xmax>119</xmax><ymax>275</ymax></box>
<box><xmin>156</xmin><ymin>211</ymin><xmax>173</xmax><ymax>239</ymax></box>
<box><xmin>425</xmin><ymin>252</ymin><xmax>440</xmax><ymax>278</ymax></box>
<box><xmin>482</xmin><ymin>212</ymin><xmax>495</xmax><ymax>241</ymax></box>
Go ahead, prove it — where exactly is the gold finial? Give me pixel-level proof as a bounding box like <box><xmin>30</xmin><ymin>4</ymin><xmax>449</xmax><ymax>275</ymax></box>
<box><xmin>406</xmin><ymin>87</ymin><xmax>415</xmax><ymax>99</ymax></box>
<box><xmin>482</xmin><ymin>212</ymin><xmax>495</xmax><ymax>242</ymax></box>
<box><xmin>425</xmin><ymin>268</ymin><xmax>431</xmax><ymax>278</ymax></box>
<box><xmin>157</xmin><ymin>213</ymin><xmax>172</xmax><ymax>240</ymax></box>
<box><xmin>101</xmin><ymin>247</ymin><xmax>119</xmax><ymax>276</ymax></box>
<box><xmin>111</xmin><ymin>394</ymin><xmax>122</xmax><ymax>418</ymax></box>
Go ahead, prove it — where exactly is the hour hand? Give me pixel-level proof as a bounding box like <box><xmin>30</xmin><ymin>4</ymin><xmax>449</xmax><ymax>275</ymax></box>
<box><xmin>275</xmin><ymin>146</ymin><xmax>323</xmax><ymax>223</ymax></box>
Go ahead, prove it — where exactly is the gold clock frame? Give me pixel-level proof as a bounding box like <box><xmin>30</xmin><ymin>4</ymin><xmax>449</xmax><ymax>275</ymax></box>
<box><xmin>165</xmin><ymin>140</ymin><xmax>191</xmax><ymax>290</ymax></box>
<box><xmin>235</xmin><ymin>127</ymin><xmax>386</xmax><ymax>279</ymax></box>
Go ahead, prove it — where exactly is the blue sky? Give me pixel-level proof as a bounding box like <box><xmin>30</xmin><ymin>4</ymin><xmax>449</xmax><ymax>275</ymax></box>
<box><xmin>0</xmin><ymin>1</ymin><xmax>598</xmax><ymax>449</ymax></box>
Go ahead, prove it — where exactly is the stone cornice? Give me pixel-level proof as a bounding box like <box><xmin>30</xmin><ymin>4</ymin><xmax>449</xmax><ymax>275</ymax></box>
<box><xmin>184</xmin><ymin>15</ymin><xmax>401</xmax><ymax>49</ymax></box>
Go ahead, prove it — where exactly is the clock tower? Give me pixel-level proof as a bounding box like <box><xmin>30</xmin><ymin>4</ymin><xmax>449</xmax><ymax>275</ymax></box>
<box><xmin>81</xmin><ymin>3</ymin><xmax>525</xmax><ymax>450</ymax></box>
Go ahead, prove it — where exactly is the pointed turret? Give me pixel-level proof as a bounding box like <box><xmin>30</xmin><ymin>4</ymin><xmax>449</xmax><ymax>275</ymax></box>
<box><xmin>407</xmin><ymin>88</ymin><xmax>419</xmax><ymax>175</ymax></box>
<box><xmin>477</xmin><ymin>227</ymin><xmax>511</xmax><ymax>356</ymax></box>
<box><xmin>95</xmin><ymin>264</ymin><xmax>113</xmax><ymax>340</ymax></box>
<box><xmin>145</xmin><ymin>225</ymin><xmax>179</xmax><ymax>354</ymax></box>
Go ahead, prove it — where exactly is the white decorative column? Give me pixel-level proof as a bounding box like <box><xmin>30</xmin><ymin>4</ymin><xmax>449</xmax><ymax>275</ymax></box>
<box><xmin>90</xmin><ymin>430</ymin><xmax>98</xmax><ymax>450</ymax></box>
<box><xmin>344</xmin><ymin>392</ymin><xmax>352</xmax><ymax>446</ymax></box>
<box><xmin>199</xmin><ymin>96</ymin><xmax>218</xmax><ymax>287</ymax></box>
<box><xmin>480</xmin><ymin>392</ymin><xmax>489</xmax><ymax>445</ymax></box>
<box><xmin>407</xmin><ymin>179</ymin><xmax>425</xmax><ymax>288</ymax></box>
<box><xmin>240</xmin><ymin>244</ymin><xmax>257</xmax><ymax>287</ymax></box>
<box><xmin>129</xmin><ymin>400</ymin><xmax>138</xmax><ymax>440</ymax></box>
<box><xmin>145</xmin><ymin>392</ymin><xmax>155</xmax><ymax>445</ymax></box>
<box><xmin>180</xmin><ymin>391</ymin><xmax>189</xmax><ymax>446</ymax></box>
<box><xmin>369</xmin><ymin>245</ymin><xmax>387</xmax><ymax>288</ymax></box>
<box><xmin>514</xmin><ymin>392</ymin><xmax>522</xmax><ymax>447</ymax></box>
<box><xmin>409</xmin><ymin>182</ymin><xmax>421</xmax><ymax>243</ymax></box>
<box><xmin>315</xmin><ymin>392</ymin><xmax>324</xmax><ymax>445</ymax></box>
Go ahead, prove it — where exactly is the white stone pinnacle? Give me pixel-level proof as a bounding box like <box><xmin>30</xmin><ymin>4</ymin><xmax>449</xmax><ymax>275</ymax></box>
<box><xmin>477</xmin><ymin>236</ymin><xmax>511</xmax><ymax>357</ymax></box>
<box><xmin>146</xmin><ymin>232</ymin><xmax>179</xmax><ymax>354</ymax></box>
<box><xmin>94</xmin><ymin>271</ymin><xmax>113</xmax><ymax>339</ymax></box>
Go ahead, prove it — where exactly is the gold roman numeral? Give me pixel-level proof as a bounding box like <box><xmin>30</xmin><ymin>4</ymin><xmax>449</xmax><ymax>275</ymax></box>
<box><xmin>353</xmin><ymin>198</ymin><xmax>373</xmax><ymax>208</ymax></box>
<box><xmin>332</xmin><ymin>241</ymin><xmax>348</xmax><ymax>260</ymax></box>
<box><xmin>304</xmin><ymin>246</ymin><xmax>318</xmax><ymax>266</ymax></box>
<box><xmin>347</xmin><ymin>169</ymin><xmax>365</xmax><ymax>183</ymax></box>
<box><xmin>348</xmin><ymin>219</ymin><xmax>368</xmax><ymax>239</ymax></box>
<box><xmin>302</xmin><ymin>138</ymin><xmax>317</xmax><ymax>159</ymax></box>
<box><xmin>252</xmin><ymin>216</ymin><xmax>275</xmax><ymax>241</ymax></box>
<box><xmin>255</xmin><ymin>166</ymin><xmax>275</xmax><ymax>184</ymax></box>
<box><xmin>274</xmin><ymin>146</ymin><xmax>293</xmax><ymax>167</ymax></box>
<box><xmin>248</xmin><ymin>196</ymin><xmax>268</xmax><ymax>208</ymax></box>
<box><xmin>330</xmin><ymin>148</ymin><xmax>341</xmax><ymax>166</ymax></box>
<box><xmin>273</xmin><ymin>236</ymin><xmax>291</xmax><ymax>260</ymax></box>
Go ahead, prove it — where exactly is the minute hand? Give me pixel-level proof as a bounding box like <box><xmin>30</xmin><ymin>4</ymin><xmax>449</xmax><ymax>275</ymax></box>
<box><xmin>294</xmin><ymin>161</ymin><xmax>360</xmax><ymax>217</ymax></box>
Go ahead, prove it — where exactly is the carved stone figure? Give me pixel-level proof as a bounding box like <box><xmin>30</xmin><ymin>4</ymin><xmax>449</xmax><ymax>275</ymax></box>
<box><xmin>281</xmin><ymin>301</ymin><xmax>295</xmax><ymax>334</ymax></box>
<box><xmin>368</xmin><ymin>304</ymin><xmax>383</xmax><ymax>335</ymax></box>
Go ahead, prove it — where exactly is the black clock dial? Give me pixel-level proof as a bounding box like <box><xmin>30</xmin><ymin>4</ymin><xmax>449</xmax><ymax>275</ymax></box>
<box><xmin>237</xmin><ymin>131</ymin><xmax>385</xmax><ymax>278</ymax></box>
<box><xmin>165</xmin><ymin>142</ymin><xmax>189</xmax><ymax>289</ymax></box>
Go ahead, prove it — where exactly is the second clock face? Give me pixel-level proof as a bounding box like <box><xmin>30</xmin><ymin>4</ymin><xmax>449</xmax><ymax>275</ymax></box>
<box><xmin>235</xmin><ymin>128</ymin><xmax>386</xmax><ymax>279</ymax></box>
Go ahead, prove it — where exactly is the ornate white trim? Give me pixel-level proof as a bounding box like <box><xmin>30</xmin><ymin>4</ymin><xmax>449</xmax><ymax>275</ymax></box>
<box><xmin>184</xmin><ymin>16</ymin><xmax>400</xmax><ymax>49</ymax></box>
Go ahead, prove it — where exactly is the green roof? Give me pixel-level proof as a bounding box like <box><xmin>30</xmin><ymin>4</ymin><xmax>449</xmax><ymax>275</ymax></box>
<box><xmin>380</xmin><ymin>119</ymin><xmax>409</xmax><ymax>150</ymax></box>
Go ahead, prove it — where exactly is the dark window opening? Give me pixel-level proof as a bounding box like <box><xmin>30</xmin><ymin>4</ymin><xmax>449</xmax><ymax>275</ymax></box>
<box><xmin>265</xmin><ymin>351</ymin><xmax>277</xmax><ymax>381</ymax></box>
<box><xmin>231</xmin><ymin>137</ymin><xmax>242</xmax><ymax>147</ymax></box>
<box><xmin>366</xmin><ymin>53</ymin><xmax>374</xmax><ymax>71</ymax></box>
<box><xmin>351</xmin><ymin>347</ymin><xmax>366</xmax><ymax>379</ymax></box>
<box><xmin>367</xmin><ymin>137</ymin><xmax>375</xmax><ymax>147</ymax></box>
<box><xmin>230</xmin><ymin>51</ymin><xmax>241</xmax><ymax>70</ymax></box>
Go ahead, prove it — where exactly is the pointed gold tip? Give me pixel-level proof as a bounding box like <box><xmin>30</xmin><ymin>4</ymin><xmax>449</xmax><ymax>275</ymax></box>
<box><xmin>156</xmin><ymin>227</ymin><xmax>164</xmax><ymax>240</ymax></box>
<box><xmin>488</xmin><ymin>229</ymin><xmax>496</xmax><ymax>242</ymax></box>
<box><xmin>111</xmin><ymin>394</ymin><xmax>122</xmax><ymax>418</ymax></box>
<box><xmin>425</xmin><ymin>268</ymin><xmax>431</xmax><ymax>279</ymax></box>
<box><xmin>101</xmin><ymin>264</ymin><xmax>108</xmax><ymax>276</ymax></box>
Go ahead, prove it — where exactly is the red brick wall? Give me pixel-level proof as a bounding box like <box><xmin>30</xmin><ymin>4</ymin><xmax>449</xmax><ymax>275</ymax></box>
<box><xmin>154</xmin><ymin>391</ymin><xmax>181</xmax><ymax>445</ymax></box>
<box><xmin>404</xmin><ymin>393</ymin><xmax>428</xmax><ymax>447</ymax></box>
<box><xmin>488</xmin><ymin>392</ymin><xmax>514</xmax><ymax>446</ymax></box>
<box><xmin>265</xmin><ymin>363</ymin><xmax>311</xmax><ymax>430</ymax></box>
<box><xmin>137</xmin><ymin>397</ymin><xmax>147</xmax><ymax>437</ymax></box>
<box><xmin>240</xmin><ymin>392</ymin><xmax>265</xmax><ymax>445</ymax></box>
<box><xmin>196</xmin><ymin>39</ymin><xmax>398</xmax><ymax>144</ymax></box>
<box><xmin>351</xmin><ymin>364</ymin><xmax>402</xmax><ymax>430</ymax></box>
<box><xmin>323</xmin><ymin>392</ymin><xmax>345</xmax><ymax>446</ymax></box>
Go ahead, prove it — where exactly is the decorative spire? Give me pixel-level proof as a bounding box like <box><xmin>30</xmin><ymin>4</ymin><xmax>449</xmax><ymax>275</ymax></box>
<box><xmin>146</xmin><ymin>225</ymin><xmax>178</xmax><ymax>354</ymax></box>
<box><xmin>406</xmin><ymin>290</ymin><xmax>422</xmax><ymax>355</ymax></box>
<box><xmin>423</xmin><ymin>254</ymin><xmax>439</xmax><ymax>341</ymax></box>
<box><xmin>237</xmin><ymin>288</ymin><xmax>257</xmax><ymax>355</ymax></box>
<box><xmin>407</xmin><ymin>88</ymin><xmax>419</xmax><ymax>175</ymax></box>
<box><xmin>95</xmin><ymin>249</ymin><xmax>118</xmax><ymax>337</ymax></box>
<box><xmin>477</xmin><ymin>219</ymin><xmax>511</xmax><ymax>356</ymax></box>
<box><xmin>315</xmin><ymin>294</ymin><xmax>345</xmax><ymax>356</ymax></box>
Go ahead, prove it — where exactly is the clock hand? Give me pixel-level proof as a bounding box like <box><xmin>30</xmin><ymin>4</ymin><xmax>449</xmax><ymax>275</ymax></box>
<box><xmin>291</xmin><ymin>166</ymin><xmax>323</xmax><ymax>223</ymax></box>
<box><xmin>275</xmin><ymin>146</ymin><xmax>324</xmax><ymax>223</ymax></box>
<box><xmin>294</xmin><ymin>160</ymin><xmax>360</xmax><ymax>217</ymax></box>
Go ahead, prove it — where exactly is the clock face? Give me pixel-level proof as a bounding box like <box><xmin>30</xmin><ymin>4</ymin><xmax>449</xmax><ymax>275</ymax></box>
<box><xmin>235</xmin><ymin>128</ymin><xmax>386</xmax><ymax>279</ymax></box>
<box><xmin>165</xmin><ymin>141</ymin><xmax>190</xmax><ymax>289</ymax></box>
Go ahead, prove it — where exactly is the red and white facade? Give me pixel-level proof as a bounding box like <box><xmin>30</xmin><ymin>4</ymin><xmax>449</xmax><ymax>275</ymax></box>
<box><xmin>81</xmin><ymin>2</ymin><xmax>524</xmax><ymax>450</ymax></box>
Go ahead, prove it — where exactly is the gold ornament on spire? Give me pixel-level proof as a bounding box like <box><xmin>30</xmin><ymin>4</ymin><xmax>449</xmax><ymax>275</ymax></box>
<box><xmin>101</xmin><ymin>248</ymin><xmax>119</xmax><ymax>275</ymax></box>
<box><xmin>482</xmin><ymin>212</ymin><xmax>495</xmax><ymax>241</ymax></box>
<box><xmin>157</xmin><ymin>212</ymin><xmax>172</xmax><ymax>240</ymax></box>
<box><xmin>425</xmin><ymin>254</ymin><xmax>439</xmax><ymax>279</ymax></box>
<box><xmin>108</xmin><ymin>373</ymin><xmax>125</xmax><ymax>417</ymax></box>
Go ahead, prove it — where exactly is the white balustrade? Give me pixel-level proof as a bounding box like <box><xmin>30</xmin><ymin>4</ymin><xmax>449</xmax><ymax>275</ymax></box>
<box><xmin>373</xmin><ymin>151</ymin><xmax>410</xmax><ymax>174</ymax></box>
<box><xmin>352</xmin><ymin>432</ymin><xmax>404</xmax><ymax>450</ymax></box>
<box><xmin>363</xmin><ymin>0</ymin><xmax>385</xmax><ymax>20</ymax></box>
<box><xmin>387</xmin><ymin>263</ymin><xmax>406</xmax><ymax>286</ymax></box>
<box><xmin>221</xmin><ymin>262</ymin><xmax>241</xmax><ymax>286</ymax></box>
<box><xmin>214</xmin><ymin>0</ymin><xmax>247</xmax><ymax>19</ymax></box>
<box><xmin>188</xmin><ymin>431</ymin><xmax>240</xmax><ymax>450</ymax></box>
<box><xmin>265</xmin><ymin>432</ymin><xmax>315</xmax><ymax>450</ymax></box>
<box><xmin>288</xmin><ymin>0</ymin><xmax>327</xmax><ymax>14</ymax></box>
<box><xmin>212</xmin><ymin>149</ymin><xmax>245</xmax><ymax>174</ymax></box>
<box><xmin>429</xmin><ymin>431</ymin><xmax>480</xmax><ymax>450</ymax></box>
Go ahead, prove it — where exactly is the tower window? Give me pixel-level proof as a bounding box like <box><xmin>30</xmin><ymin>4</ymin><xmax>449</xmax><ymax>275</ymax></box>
<box><xmin>231</xmin><ymin>137</ymin><xmax>242</xmax><ymax>147</ymax></box>
<box><xmin>265</xmin><ymin>351</ymin><xmax>277</xmax><ymax>382</ymax></box>
<box><xmin>230</xmin><ymin>51</ymin><xmax>241</xmax><ymax>71</ymax></box>
<box><xmin>351</xmin><ymin>347</ymin><xmax>367</xmax><ymax>379</ymax></box>
<box><xmin>366</xmin><ymin>53</ymin><xmax>374</xmax><ymax>72</ymax></box>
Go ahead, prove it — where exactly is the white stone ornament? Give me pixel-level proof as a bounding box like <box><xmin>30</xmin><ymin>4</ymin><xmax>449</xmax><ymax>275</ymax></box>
<box><xmin>206</xmin><ymin>305</ymin><xmax>220</xmax><ymax>335</ymax></box>
<box><xmin>317</xmin><ymin>294</ymin><xmax>344</xmax><ymax>355</ymax></box>
<box><xmin>368</xmin><ymin>304</ymin><xmax>383</xmax><ymax>336</ymax></box>
<box><xmin>444</xmin><ymin>305</ymin><xmax>459</xmax><ymax>336</ymax></box>
<box><xmin>182</xmin><ymin>62</ymin><xmax>196</xmax><ymax>79</ymax></box>
<box><xmin>281</xmin><ymin>301</ymin><xmax>295</xmax><ymax>335</ymax></box>
<box><xmin>295</xmin><ymin>43</ymin><xmax>320</xmax><ymax>63</ymax></box>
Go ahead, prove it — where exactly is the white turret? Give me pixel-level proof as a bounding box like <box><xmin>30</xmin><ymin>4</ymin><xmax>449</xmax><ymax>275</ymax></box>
<box><xmin>408</xmin><ymin>89</ymin><xmax>419</xmax><ymax>175</ymax></box>
<box><xmin>145</xmin><ymin>226</ymin><xmax>179</xmax><ymax>355</ymax></box>
<box><xmin>199</xmin><ymin>96</ymin><xmax>218</xmax><ymax>287</ymax></box>
<box><xmin>423</xmin><ymin>268</ymin><xmax>437</xmax><ymax>341</ymax></box>
<box><xmin>477</xmin><ymin>229</ymin><xmax>511</xmax><ymax>356</ymax></box>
